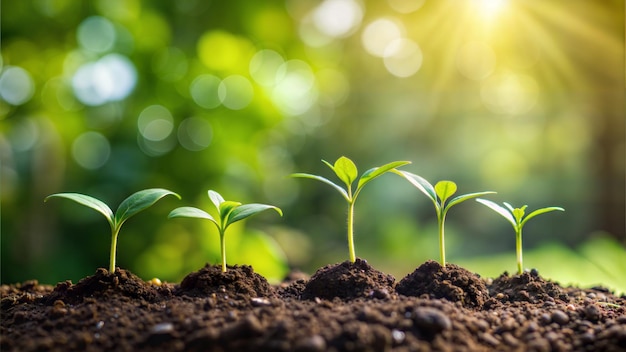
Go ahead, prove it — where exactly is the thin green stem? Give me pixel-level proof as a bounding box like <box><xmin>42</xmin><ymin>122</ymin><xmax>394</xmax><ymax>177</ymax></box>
<box><xmin>220</xmin><ymin>230</ymin><xmax>227</xmax><ymax>272</ymax></box>
<box><xmin>438</xmin><ymin>211</ymin><xmax>446</xmax><ymax>267</ymax></box>
<box><xmin>109</xmin><ymin>227</ymin><xmax>120</xmax><ymax>273</ymax></box>
<box><xmin>347</xmin><ymin>201</ymin><xmax>356</xmax><ymax>263</ymax></box>
<box><xmin>516</xmin><ymin>227</ymin><xmax>523</xmax><ymax>275</ymax></box>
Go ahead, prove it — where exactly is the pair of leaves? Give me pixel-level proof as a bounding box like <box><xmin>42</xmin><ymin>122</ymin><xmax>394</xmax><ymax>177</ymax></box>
<box><xmin>475</xmin><ymin>199</ymin><xmax>564</xmax><ymax>230</ymax></box>
<box><xmin>168</xmin><ymin>190</ymin><xmax>283</xmax><ymax>234</ymax></box>
<box><xmin>293</xmin><ymin>156</ymin><xmax>411</xmax><ymax>202</ymax></box>
<box><xmin>45</xmin><ymin>189</ymin><xmax>181</xmax><ymax>232</ymax></box>
<box><xmin>394</xmin><ymin>170</ymin><xmax>495</xmax><ymax>213</ymax></box>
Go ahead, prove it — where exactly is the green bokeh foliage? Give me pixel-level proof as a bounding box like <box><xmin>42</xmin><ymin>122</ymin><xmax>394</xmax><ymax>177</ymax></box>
<box><xmin>1</xmin><ymin>1</ymin><xmax>624</xmax><ymax>289</ymax></box>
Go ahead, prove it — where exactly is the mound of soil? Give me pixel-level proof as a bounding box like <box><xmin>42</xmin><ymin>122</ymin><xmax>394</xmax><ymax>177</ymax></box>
<box><xmin>487</xmin><ymin>268</ymin><xmax>568</xmax><ymax>303</ymax></box>
<box><xmin>176</xmin><ymin>264</ymin><xmax>273</xmax><ymax>299</ymax></box>
<box><xmin>42</xmin><ymin>268</ymin><xmax>167</xmax><ymax>305</ymax></box>
<box><xmin>2</xmin><ymin>262</ymin><xmax>625</xmax><ymax>351</ymax></box>
<box><xmin>301</xmin><ymin>258</ymin><xmax>395</xmax><ymax>300</ymax></box>
<box><xmin>396</xmin><ymin>260</ymin><xmax>489</xmax><ymax>308</ymax></box>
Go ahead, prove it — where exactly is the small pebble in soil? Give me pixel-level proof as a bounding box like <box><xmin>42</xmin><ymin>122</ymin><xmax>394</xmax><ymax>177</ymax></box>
<box><xmin>150</xmin><ymin>322</ymin><xmax>174</xmax><ymax>335</ymax></box>
<box><xmin>148</xmin><ymin>278</ymin><xmax>162</xmax><ymax>286</ymax></box>
<box><xmin>251</xmin><ymin>297</ymin><xmax>272</xmax><ymax>307</ymax></box>
<box><xmin>413</xmin><ymin>307</ymin><xmax>452</xmax><ymax>335</ymax></box>
<box><xmin>391</xmin><ymin>329</ymin><xmax>405</xmax><ymax>344</ymax></box>
<box><xmin>295</xmin><ymin>334</ymin><xmax>326</xmax><ymax>352</ymax></box>
<box><xmin>584</xmin><ymin>304</ymin><xmax>602</xmax><ymax>322</ymax></box>
<box><xmin>551</xmin><ymin>310</ymin><xmax>569</xmax><ymax>325</ymax></box>
<box><xmin>369</xmin><ymin>288</ymin><xmax>390</xmax><ymax>299</ymax></box>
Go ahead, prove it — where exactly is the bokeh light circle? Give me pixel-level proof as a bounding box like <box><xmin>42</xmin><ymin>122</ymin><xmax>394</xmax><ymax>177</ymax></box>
<box><xmin>249</xmin><ymin>49</ymin><xmax>285</xmax><ymax>87</ymax></box>
<box><xmin>218</xmin><ymin>75</ymin><xmax>254</xmax><ymax>110</ymax></box>
<box><xmin>137</xmin><ymin>105</ymin><xmax>174</xmax><ymax>141</ymax></box>
<box><xmin>71</xmin><ymin>54</ymin><xmax>137</xmax><ymax>106</ymax></box>
<box><xmin>0</xmin><ymin>66</ymin><xmax>35</xmax><ymax>105</ymax></box>
<box><xmin>190</xmin><ymin>74</ymin><xmax>221</xmax><ymax>109</ymax></box>
<box><xmin>272</xmin><ymin>60</ymin><xmax>317</xmax><ymax>115</ymax></box>
<box><xmin>72</xmin><ymin>131</ymin><xmax>111</xmax><ymax>169</ymax></box>
<box><xmin>177</xmin><ymin>117</ymin><xmax>213</xmax><ymax>151</ymax></box>
<box><xmin>383</xmin><ymin>38</ymin><xmax>423</xmax><ymax>77</ymax></box>
<box><xmin>77</xmin><ymin>16</ymin><xmax>116</xmax><ymax>53</ymax></box>
<box><xmin>312</xmin><ymin>0</ymin><xmax>363</xmax><ymax>38</ymax></box>
<box><xmin>361</xmin><ymin>18</ymin><xmax>404</xmax><ymax>57</ymax></box>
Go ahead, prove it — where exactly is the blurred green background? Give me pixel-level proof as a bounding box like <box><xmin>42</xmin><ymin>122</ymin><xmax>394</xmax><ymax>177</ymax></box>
<box><xmin>1</xmin><ymin>0</ymin><xmax>625</xmax><ymax>293</ymax></box>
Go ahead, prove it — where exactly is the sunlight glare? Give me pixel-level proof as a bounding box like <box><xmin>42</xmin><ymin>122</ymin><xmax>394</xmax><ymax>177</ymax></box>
<box><xmin>475</xmin><ymin>0</ymin><xmax>507</xmax><ymax>19</ymax></box>
<box><xmin>480</xmin><ymin>72</ymin><xmax>538</xmax><ymax>115</ymax></box>
<box><xmin>456</xmin><ymin>41</ymin><xmax>496</xmax><ymax>81</ymax></box>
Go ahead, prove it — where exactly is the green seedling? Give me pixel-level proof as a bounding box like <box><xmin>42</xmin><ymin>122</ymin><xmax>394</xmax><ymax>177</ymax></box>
<box><xmin>475</xmin><ymin>199</ymin><xmax>564</xmax><ymax>275</ymax></box>
<box><xmin>45</xmin><ymin>188</ymin><xmax>180</xmax><ymax>273</ymax></box>
<box><xmin>394</xmin><ymin>171</ymin><xmax>495</xmax><ymax>267</ymax></box>
<box><xmin>168</xmin><ymin>190</ymin><xmax>282</xmax><ymax>272</ymax></box>
<box><xmin>292</xmin><ymin>156</ymin><xmax>410</xmax><ymax>263</ymax></box>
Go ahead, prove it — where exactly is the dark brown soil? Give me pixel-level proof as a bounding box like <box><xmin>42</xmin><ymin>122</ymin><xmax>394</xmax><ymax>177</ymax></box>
<box><xmin>2</xmin><ymin>259</ymin><xmax>625</xmax><ymax>351</ymax></box>
<box><xmin>396</xmin><ymin>260</ymin><xmax>489</xmax><ymax>309</ymax></box>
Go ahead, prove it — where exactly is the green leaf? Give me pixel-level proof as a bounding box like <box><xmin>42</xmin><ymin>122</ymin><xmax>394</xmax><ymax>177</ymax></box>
<box><xmin>435</xmin><ymin>181</ymin><xmax>457</xmax><ymax>204</ymax></box>
<box><xmin>168</xmin><ymin>206</ymin><xmax>220</xmax><ymax>233</ymax></box>
<box><xmin>115</xmin><ymin>188</ymin><xmax>180</xmax><ymax>227</ymax></box>
<box><xmin>45</xmin><ymin>193</ymin><xmax>115</xmax><ymax>227</ymax></box>
<box><xmin>226</xmin><ymin>203</ymin><xmax>283</xmax><ymax>227</ymax></box>
<box><xmin>168</xmin><ymin>206</ymin><xmax>216</xmax><ymax>222</ymax></box>
<box><xmin>332</xmin><ymin>156</ymin><xmax>358</xmax><ymax>188</ymax></box>
<box><xmin>476</xmin><ymin>198</ymin><xmax>516</xmax><ymax>227</ymax></box>
<box><xmin>520</xmin><ymin>206</ymin><xmax>564</xmax><ymax>227</ymax></box>
<box><xmin>219</xmin><ymin>201</ymin><xmax>242</xmax><ymax>225</ymax></box>
<box><xmin>512</xmin><ymin>206</ymin><xmax>527</xmax><ymax>223</ymax></box>
<box><xmin>393</xmin><ymin>170</ymin><xmax>437</xmax><ymax>204</ymax></box>
<box><xmin>503</xmin><ymin>202</ymin><xmax>515</xmax><ymax>213</ymax></box>
<box><xmin>291</xmin><ymin>173</ymin><xmax>350</xmax><ymax>201</ymax></box>
<box><xmin>208</xmin><ymin>190</ymin><xmax>225</xmax><ymax>210</ymax></box>
<box><xmin>357</xmin><ymin>160</ymin><xmax>411</xmax><ymax>190</ymax></box>
<box><xmin>446</xmin><ymin>191</ymin><xmax>496</xmax><ymax>210</ymax></box>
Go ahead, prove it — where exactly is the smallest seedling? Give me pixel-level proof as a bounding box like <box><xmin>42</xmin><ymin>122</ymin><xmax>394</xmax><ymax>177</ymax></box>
<box><xmin>168</xmin><ymin>190</ymin><xmax>282</xmax><ymax>272</ymax></box>
<box><xmin>476</xmin><ymin>199</ymin><xmax>564</xmax><ymax>275</ymax></box>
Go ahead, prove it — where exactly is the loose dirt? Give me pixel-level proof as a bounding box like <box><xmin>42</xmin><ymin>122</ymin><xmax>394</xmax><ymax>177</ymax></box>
<box><xmin>2</xmin><ymin>259</ymin><xmax>625</xmax><ymax>351</ymax></box>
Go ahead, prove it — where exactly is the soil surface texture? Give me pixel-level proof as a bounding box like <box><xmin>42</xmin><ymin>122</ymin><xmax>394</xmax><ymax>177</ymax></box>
<box><xmin>2</xmin><ymin>259</ymin><xmax>625</xmax><ymax>351</ymax></box>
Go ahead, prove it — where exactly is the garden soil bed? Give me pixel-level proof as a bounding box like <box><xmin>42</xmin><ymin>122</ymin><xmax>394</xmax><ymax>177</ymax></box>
<box><xmin>2</xmin><ymin>259</ymin><xmax>625</xmax><ymax>351</ymax></box>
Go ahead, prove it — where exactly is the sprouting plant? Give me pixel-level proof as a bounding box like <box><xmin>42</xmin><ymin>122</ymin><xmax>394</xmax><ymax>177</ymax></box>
<box><xmin>394</xmin><ymin>171</ymin><xmax>495</xmax><ymax>267</ymax></box>
<box><xmin>292</xmin><ymin>156</ymin><xmax>410</xmax><ymax>263</ymax></box>
<box><xmin>45</xmin><ymin>188</ymin><xmax>180</xmax><ymax>273</ymax></box>
<box><xmin>475</xmin><ymin>199</ymin><xmax>564</xmax><ymax>275</ymax></box>
<box><xmin>168</xmin><ymin>190</ymin><xmax>282</xmax><ymax>272</ymax></box>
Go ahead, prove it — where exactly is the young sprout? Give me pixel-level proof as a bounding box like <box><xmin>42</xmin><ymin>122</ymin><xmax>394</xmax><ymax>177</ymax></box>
<box><xmin>394</xmin><ymin>171</ymin><xmax>495</xmax><ymax>267</ymax></box>
<box><xmin>292</xmin><ymin>156</ymin><xmax>410</xmax><ymax>263</ymax></box>
<box><xmin>45</xmin><ymin>188</ymin><xmax>180</xmax><ymax>273</ymax></box>
<box><xmin>476</xmin><ymin>199</ymin><xmax>564</xmax><ymax>275</ymax></box>
<box><xmin>168</xmin><ymin>190</ymin><xmax>282</xmax><ymax>272</ymax></box>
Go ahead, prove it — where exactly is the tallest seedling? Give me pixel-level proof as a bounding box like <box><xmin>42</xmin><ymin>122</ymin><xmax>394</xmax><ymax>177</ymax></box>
<box><xmin>292</xmin><ymin>156</ymin><xmax>410</xmax><ymax>263</ymax></box>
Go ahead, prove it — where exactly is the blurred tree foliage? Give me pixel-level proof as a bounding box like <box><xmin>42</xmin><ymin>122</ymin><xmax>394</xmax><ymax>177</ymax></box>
<box><xmin>1</xmin><ymin>0</ymin><xmax>624</xmax><ymax>285</ymax></box>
